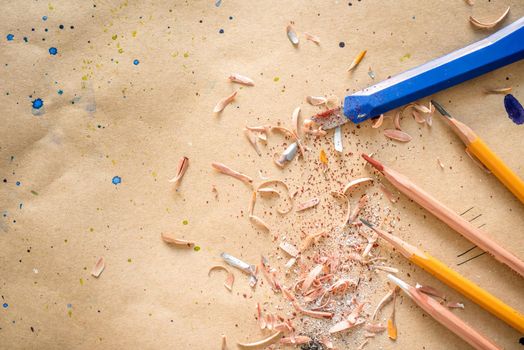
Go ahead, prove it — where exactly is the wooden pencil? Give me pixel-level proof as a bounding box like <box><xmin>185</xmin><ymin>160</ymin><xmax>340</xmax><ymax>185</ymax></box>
<box><xmin>361</xmin><ymin>219</ymin><xmax>524</xmax><ymax>333</ymax></box>
<box><xmin>387</xmin><ymin>274</ymin><xmax>501</xmax><ymax>350</ymax></box>
<box><xmin>432</xmin><ymin>100</ymin><xmax>524</xmax><ymax>204</ymax></box>
<box><xmin>362</xmin><ymin>153</ymin><xmax>524</xmax><ymax>277</ymax></box>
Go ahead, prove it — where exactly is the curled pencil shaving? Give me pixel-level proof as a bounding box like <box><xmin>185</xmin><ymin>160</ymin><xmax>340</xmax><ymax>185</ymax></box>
<box><xmin>291</xmin><ymin>106</ymin><xmax>301</xmax><ymax>138</ymax></box>
<box><xmin>91</xmin><ymin>257</ymin><xmax>105</xmax><ymax>278</ymax></box>
<box><xmin>286</xmin><ymin>23</ymin><xmax>299</xmax><ymax>45</ymax></box>
<box><xmin>249</xmin><ymin>191</ymin><xmax>257</xmax><ymax>216</ymax></box>
<box><xmin>483</xmin><ymin>87</ymin><xmax>512</xmax><ymax>94</ymax></box>
<box><xmin>372</xmin><ymin>287</ymin><xmax>395</xmax><ymax>320</ymax></box>
<box><xmin>296</xmin><ymin>197</ymin><xmax>320</xmax><ymax>212</ymax></box>
<box><xmin>348</xmin><ymin>50</ymin><xmax>367</xmax><ymax>72</ymax></box>
<box><xmin>282</xmin><ymin>288</ymin><xmax>333</xmax><ymax>319</ymax></box>
<box><xmin>213</xmin><ymin>91</ymin><xmax>237</xmax><ymax>113</ymax></box>
<box><xmin>257</xmin><ymin>180</ymin><xmax>293</xmax><ymax>214</ymax></box>
<box><xmin>437</xmin><ymin>157</ymin><xmax>445</xmax><ymax>169</ymax></box>
<box><xmin>343</xmin><ymin>177</ymin><xmax>373</xmax><ymax>194</ymax></box>
<box><xmin>211</xmin><ymin>162</ymin><xmax>253</xmax><ymax>185</ymax></box>
<box><xmin>304</xmin><ymin>32</ymin><xmax>320</xmax><ymax>44</ymax></box>
<box><xmin>244</xmin><ymin>129</ymin><xmax>261</xmax><ymax>156</ymax></box>
<box><xmin>229</xmin><ymin>73</ymin><xmax>254</xmax><ymax>86</ymax></box>
<box><xmin>464</xmin><ymin>0</ymin><xmax>474</xmax><ymax>5</ymax></box>
<box><xmin>384</xmin><ymin>129</ymin><xmax>412</xmax><ymax>142</ymax></box>
<box><xmin>329</xmin><ymin>303</ymin><xmax>366</xmax><ymax>333</ymax></box>
<box><xmin>307</xmin><ymin>96</ymin><xmax>327</xmax><ymax>106</ymax></box>
<box><xmin>387</xmin><ymin>288</ymin><xmax>398</xmax><ymax>340</ymax></box>
<box><xmin>302</xmin><ymin>264</ymin><xmax>324</xmax><ymax>294</ymax></box>
<box><xmin>161</xmin><ymin>232</ymin><xmax>195</xmax><ymax>247</ymax></box>
<box><xmin>364</xmin><ymin>323</ymin><xmax>386</xmax><ymax>333</ymax></box>
<box><xmin>331</xmin><ymin>191</ymin><xmax>351</xmax><ymax>227</ymax></box>
<box><xmin>371</xmin><ymin>114</ymin><xmax>384</xmax><ymax>128</ymax></box>
<box><xmin>169</xmin><ymin>156</ymin><xmax>189</xmax><ymax>186</ymax></box>
<box><xmin>372</xmin><ymin>265</ymin><xmax>398</xmax><ymax>274</ymax></box>
<box><xmin>246</xmin><ymin>125</ymin><xmax>271</xmax><ymax>141</ymax></box>
<box><xmin>249</xmin><ymin>215</ymin><xmax>270</xmax><ymax>232</ymax></box>
<box><xmin>208</xmin><ymin>265</ymin><xmax>235</xmax><ymax>291</ymax></box>
<box><xmin>393</xmin><ymin>110</ymin><xmax>402</xmax><ymax>130</ymax></box>
<box><xmin>237</xmin><ymin>331</ymin><xmax>282</xmax><ymax>349</ymax></box>
<box><xmin>469</xmin><ymin>7</ymin><xmax>510</xmax><ymax>29</ymax></box>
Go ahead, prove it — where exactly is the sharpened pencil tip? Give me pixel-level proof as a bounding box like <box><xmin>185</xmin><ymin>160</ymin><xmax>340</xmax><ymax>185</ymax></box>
<box><xmin>431</xmin><ymin>100</ymin><xmax>452</xmax><ymax>118</ymax></box>
<box><xmin>360</xmin><ymin>218</ymin><xmax>373</xmax><ymax>228</ymax></box>
<box><xmin>362</xmin><ymin>153</ymin><xmax>384</xmax><ymax>172</ymax></box>
<box><xmin>387</xmin><ymin>274</ymin><xmax>411</xmax><ymax>294</ymax></box>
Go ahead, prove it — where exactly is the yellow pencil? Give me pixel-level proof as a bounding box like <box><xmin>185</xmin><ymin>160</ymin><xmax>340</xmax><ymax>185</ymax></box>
<box><xmin>360</xmin><ymin>219</ymin><xmax>524</xmax><ymax>333</ymax></box>
<box><xmin>432</xmin><ymin>100</ymin><xmax>524</xmax><ymax>204</ymax></box>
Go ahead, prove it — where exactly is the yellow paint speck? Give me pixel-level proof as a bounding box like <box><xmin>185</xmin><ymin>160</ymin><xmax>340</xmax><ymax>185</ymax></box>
<box><xmin>67</xmin><ymin>310</ymin><xmax>72</xmax><ymax>317</ymax></box>
<box><xmin>79</xmin><ymin>278</ymin><xmax>84</xmax><ymax>286</ymax></box>
<box><xmin>183</xmin><ymin>52</ymin><xmax>189</xmax><ymax>58</ymax></box>
<box><xmin>151</xmin><ymin>171</ymin><xmax>157</xmax><ymax>178</ymax></box>
<box><xmin>48</xmin><ymin>3</ymin><xmax>54</xmax><ymax>10</ymax></box>
<box><xmin>82</xmin><ymin>75</ymin><xmax>88</xmax><ymax>81</ymax></box>
<box><xmin>118</xmin><ymin>48</ymin><xmax>124</xmax><ymax>54</ymax></box>
<box><xmin>132</xmin><ymin>30</ymin><xmax>137</xmax><ymax>37</ymax></box>
<box><xmin>273</xmin><ymin>77</ymin><xmax>280</xmax><ymax>82</ymax></box>
<box><xmin>112</xmin><ymin>34</ymin><xmax>117</xmax><ymax>40</ymax></box>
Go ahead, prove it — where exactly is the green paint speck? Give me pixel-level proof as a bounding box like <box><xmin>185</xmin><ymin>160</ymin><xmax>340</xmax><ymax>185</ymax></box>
<box><xmin>132</xmin><ymin>31</ymin><xmax>137</xmax><ymax>37</ymax></box>
<box><xmin>112</xmin><ymin>34</ymin><xmax>117</xmax><ymax>40</ymax></box>
<box><xmin>183</xmin><ymin>52</ymin><xmax>189</xmax><ymax>58</ymax></box>
<box><xmin>79</xmin><ymin>278</ymin><xmax>84</xmax><ymax>285</ymax></box>
<box><xmin>400</xmin><ymin>53</ymin><xmax>411</xmax><ymax>62</ymax></box>
<box><xmin>127</xmin><ymin>258</ymin><xmax>132</xmax><ymax>263</ymax></box>
<box><xmin>182</xmin><ymin>220</ymin><xmax>189</xmax><ymax>225</ymax></box>
<box><xmin>30</xmin><ymin>190</ymin><xmax>38</xmax><ymax>195</ymax></box>
<box><xmin>67</xmin><ymin>310</ymin><xmax>72</xmax><ymax>317</ymax></box>
<box><xmin>273</xmin><ymin>77</ymin><xmax>280</xmax><ymax>82</ymax></box>
<box><xmin>89</xmin><ymin>227</ymin><xmax>94</xmax><ymax>232</ymax></box>
<box><xmin>193</xmin><ymin>246</ymin><xmax>201</xmax><ymax>251</ymax></box>
<box><xmin>118</xmin><ymin>48</ymin><xmax>124</xmax><ymax>54</ymax></box>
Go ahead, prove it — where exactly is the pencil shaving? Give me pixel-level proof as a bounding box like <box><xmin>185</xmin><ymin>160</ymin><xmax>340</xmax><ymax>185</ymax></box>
<box><xmin>91</xmin><ymin>257</ymin><xmax>105</xmax><ymax>278</ymax></box>
<box><xmin>229</xmin><ymin>73</ymin><xmax>254</xmax><ymax>86</ymax></box>
<box><xmin>237</xmin><ymin>331</ymin><xmax>282</xmax><ymax>349</ymax></box>
<box><xmin>304</xmin><ymin>32</ymin><xmax>320</xmax><ymax>44</ymax></box>
<box><xmin>161</xmin><ymin>232</ymin><xmax>195</xmax><ymax>247</ymax></box>
<box><xmin>307</xmin><ymin>96</ymin><xmax>327</xmax><ymax>106</ymax></box>
<box><xmin>296</xmin><ymin>197</ymin><xmax>320</xmax><ymax>212</ymax></box>
<box><xmin>371</xmin><ymin>114</ymin><xmax>384</xmax><ymax>128</ymax></box>
<box><xmin>343</xmin><ymin>177</ymin><xmax>373</xmax><ymax>194</ymax></box>
<box><xmin>213</xmin><ymin>91</ymin><xmax>237</xmax><ymax>113</ymax></box>
<box><xmin>469</xmin><ymin>7</ymin><xmax>510</xmax><ymax>29</ymax></box>
<box><xmin>211</xmin><ymin>162</ymin><xmax>253</xmax><ymax>185</ymax></box>
<box><xmin>383</xmin><ymin>129</ymin><xmax>412</xmax><ymax>142</ymax></box>
<box><xmin>169</xmin><ymin>156</ymin><xmax>189</xmax><ymax>186</ymax></box>
<box><xmin>348</xmin><ymin>50</ymin><xmax>367</xmax><ymax>72</ymax></box>
<box><xmin>249</xmin><ymin>215</ymin><xmax>270</xmax><ymax>232</ymax></box>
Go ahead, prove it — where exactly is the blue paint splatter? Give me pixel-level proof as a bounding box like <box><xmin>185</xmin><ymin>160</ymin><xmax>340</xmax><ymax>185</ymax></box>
<box><xmin>133</xmin><ymin>59</ymin><xmax>139</xmax><ymax>65</ymax></box>
<box><xmin>16</xmin><ymin>181</ymin><xmax>21</xmax><ymax>186</ymax></box>
<box><xmin>19</xmin><ymin>203</ymin><xmax>23</xmax><ymax>209</ymax></box>
<box><xmin>215</xmin><ymin>0</ymin><xmax>222</xmax><ymax>7</ymax></box>
<box><xmin>2</xmin><ymin>303</ymin><xmax>8</xmax><ymax>309</ymax></box>
<box><xmin>339</xmin><ymin>42</ymin><xmax>345</xmax><ymax>48</ymax></box>
<box><xmin>504</xmin><ymin>94</ymin><xmax>524</xmax><ymax>125</ymax></box>
<box><xmin>57</xmin><ymin>89</ymin><xmax>63</xmax><ymax>95</ymax></box>
<box><xmin>42</xmin><ymin>16</ymin><xmax>48</xmax><ymax>21</ymax></box>
<box><xmin>49</xmin><ymin>47</ymin><xmax>58</xmax><ymax>55</ymax></box>
<box><xmin>59</xmin><ymin>24</ymin><xmax>64</xmax><ymax>29</ymax></box>
<box><xmin>67</xmin><ymin>303</ymin><xmax>72</xmax><ymax>309</ymax></box>
<box><xmin>32</xmin><ymin>98</ymin><xmax>44</xmax><ymax>109</ymax></box>
<box><xmin>219</xmin><ymin>29</ymin><xmax>224</xmax><ymax>34</ymax></box>
<box><xmin>7</xmin><ymin>34</ymin><xmax>14</xmax><ymax>41</ymax></box>
<box><xmin>23</xmin><ymin>37</ymin><xmax>28</xmax><ymax>42</ymax></box>
<box><xmin>112</xmin><ymin>176</ymin><xmax>122</xmax><ymax>185</ymax></box>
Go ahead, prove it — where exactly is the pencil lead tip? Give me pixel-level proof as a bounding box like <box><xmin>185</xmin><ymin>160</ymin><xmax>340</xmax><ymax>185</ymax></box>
<box><xmin>362</xmin><ymin>153</ymin><xmax>384</xmax><ymax>172</ymax></box>
<box><xmin>359</xmin><ymin>218</ymin><xmax>373</xmax><ymax>228</ymax></box>
<box><xmin>431</xmin><ymin>100</ymin><xmax>452</xmax><ymax>118</ymax></box>
<box><xmin>387</xmin><ymin>274</ymin><xmax>411</xmax><ymax>294</ymax></box>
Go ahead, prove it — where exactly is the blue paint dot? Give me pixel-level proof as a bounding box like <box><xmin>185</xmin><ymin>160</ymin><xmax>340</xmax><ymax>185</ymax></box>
<box><xmin>19</xmin><ymin>203</ymin><xmax>23</xmax><ymax>209</ymax></box>
<box><xmin>112</xmin><ymin>176</ymin><xmax>122</xmax><ymax>185</ymax></box>
<box><xmin>32</xmin><ymin>98</ymin><xmax>44</xmax><ymax>109</ymax></box>
<box><xmin>7</xmin><ymin>34</ymin><xmax>14</xmax><ymax>41</ymax></box>
<box><xmin>229</xmin><ymin>16</ymin><xmax>233</xmax><ymax>20</ymax></box>
<box><xmin>42</xmin><ymin>16</ymin><xmax>48</xmax><ymax>21</ymax></box>
<box><xmin>2</xmin><ymin>303</ymin><xmax>8</xmax><ymax>308</ymax></box>
<box><xmin>23</xmin><ymin>37</ymin><xmax>28</xmax><ymax>42</ymax></box>
<box><xmin>219</xmin><ymin>29</ymin><xmax>224</xmax><ymax>34</ymax></box>
<box><xmin>59</xmin><ymin>24</ymin><xmax>64</xmax><ymax>29</ymax></box>
<box><xmin>339</xmin><ymin>41</ymin><xmax>345</xmax><ymax>48</ymax></box>
<box><xmin>49</xmin><ymin>47</ymin><xmax>58</xmax><ymax>55</ymax></box>
<box><xmin>16</xmin><ymin>181</ymin><xmax>21</xmax><ymax>186</ymax></box>
<box><xmin>58</xmin><ymin>89</ymin><xmax>63</xmax><ymax>95</ymax></box>
<box><xmin>133</xmin><ymin>59</ymin><xmax>139</xmax><ymax>65</ymax></box>
<box><xmin>67</xmin><ymin>303</ymin><xmax>72</xmax><ymax>309</ymax></box>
